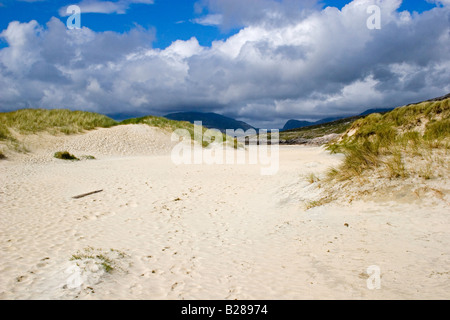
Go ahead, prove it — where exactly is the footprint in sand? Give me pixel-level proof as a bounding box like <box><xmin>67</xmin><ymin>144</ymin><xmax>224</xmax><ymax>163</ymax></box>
<box><xmin>83</xmin><ymin>211</ymin><xmax>116</xmax><ymax>221</ymax></box>
<box><xmin>170</xmin><ymin>281</ymin><xmax>185</xmax><ymax>295</ymax></box>
<box><xmin>119</xmin><ymin>201</ymin><xmax>138</xmax><ymax>208</ymax></box>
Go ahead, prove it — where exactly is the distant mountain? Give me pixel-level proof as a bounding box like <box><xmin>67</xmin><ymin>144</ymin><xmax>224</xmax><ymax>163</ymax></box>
<box><xmin>317</xmin><ymin>116</ymin><xmax>347</xmax><ymax>124</ymax></box>
<box><xmin>407</xmin><ymin>93</ymin><xmax>450</xmax><ymax>105</ymax></box>
<box><xmin>282</xmin><ymin>120</ymin><xmax>313</xmax><ymax>131</ymax></box>
<box><xmin>282</xmin><ymin>108</ymin><xmax>396</xmax><ymax>131</ymax></box>
<box><xmin>164</xmin><ymin>112</ymin><xmax>255</xmax><ymax>133</ymax></box>
<box><xmin>282</xmin><ymin>117</ymin><xmax>344</xmax><ymax>131</ymax></box>
<box><xmin>359</xmin><ymin>108</ymin><xmax>394</xmax><ymax>116</ymax></box>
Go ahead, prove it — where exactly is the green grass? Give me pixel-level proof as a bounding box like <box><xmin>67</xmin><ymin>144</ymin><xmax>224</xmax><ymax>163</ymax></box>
<box><xmin>327</xmin><ymin>98</ymin><xmax>450</xmax><ymax>181</ymax></box>
<box><xmin>385</xmin><ymin>151</ymin><xmax>408</xmax><ymax>179</ymax></box>
<box><xmin>70</xmin><ymin>247</ymin><xmax>127</xmax><ymax>274</ymax></box>
<box><xmin>54</xmin><ymin>151</ymin><xmax>79</xmax><ymax>161</ymax></box>
<box><xmin>277</xmin><ymin>116</ymin><xmax>363</xmax><ymax>142</ymax></box>
<box><xmin>71</xmin><ymin>252</ymin><xmax>114</xmax><ymax>273</ymax></box>
<box><xmin>80</xmin><ymin>155</ymin><xmax>96</xmax><ymax>160</ymax></box>
<box><xmin>424</xmin><ymin>119</ymin><xmax>450</xmax><ymax>141</ymax></box>
<box><xmin>121</xmin><ymin>115</ymin><xmax>203</xmax><ymax>135</ymax></box>
<box><xmin>0</xmin><ymin>122</ymin><xmax>11</xmax><ymax>140</ymax></box>
<box><xmin>0</xmin><ymin>109</ymin><xmax>117</xmax><ymax>138</ymax></box>
<box><xmin>306</xmin><ymin>173</ymin><xmax>320</xmax><ymax>184</ymax></box>
<box><xmin>0</xmin><ymin>109</ymin><xmax>239</xmax><ymax>153</ymax></box>
<box><xmin>0</xmin><ymin>109</ymin><xmax>118</xmax><ymax>155</ymax></box>
<box><xmin>305</xmin><ymin>197</ymin><xmax>334</xmax><ymax>210</ymax></box>
<box><xmin>418</xmin><ymin>162</ymin><xmax>433</xmax><ymax>180</ymax></box>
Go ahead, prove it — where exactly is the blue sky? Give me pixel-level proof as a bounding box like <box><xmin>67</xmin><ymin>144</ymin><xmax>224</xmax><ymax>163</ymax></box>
<box><xmin>0</xmin><ymin>0</ymin><xmax>239</xmax><ymax>49</ymax></box>
<box><xmin>0</xmin><ymin>0</ymin><xmax>441</xmax><ymax>49</ymax></box>
<box><xmin>0</xmin><ymin>0</ymin><xmax>449</xmax><ymax>128</ymax></box>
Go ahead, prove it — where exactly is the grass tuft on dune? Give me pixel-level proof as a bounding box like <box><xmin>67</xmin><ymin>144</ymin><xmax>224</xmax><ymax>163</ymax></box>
<box><xmin>54</xmin><ymin>151</ymin><xmax>79</xmax><ymax>161</ymax></box>
<box><xmin>279</xmin><ymin>116</ymin><xmax>362</xmax><ymax>142</ymax></box>
<box><xmin>0</xmin><ymin>109</ymin><xmax>117</xmax><ymax>139</ymax></box>
<box><xmin>327</xmin><ymin>97</ymin><xmax>450</xmax><ymax>181</ymax></box>
<box><xmin>0</xmin><ymin>109</ymin><xmax>118</xmax><ymax>153</ymax></box>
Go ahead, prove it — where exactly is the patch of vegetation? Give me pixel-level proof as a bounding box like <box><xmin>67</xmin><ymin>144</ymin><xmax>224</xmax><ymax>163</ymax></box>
<box><xmin>0</xmin><ymin>109</ymin><xmax>240</xmax><ymax>155</ymax></box>
<box><xmin>0</xmin><ymin>109</ymin><xmax>117</xmax><ymax>138</ymax></box>
<box><xmin>0</xmin><ymin>109</ymin><xmax>118</xmax><ymax>155</ymax></box>
<box><xmin>54</xmin><ymin>151</ymin><xmax>79</xmax><ymax>161</ymax></box>
<box><xmin>305</xmin><ymin>197</ymin><xmax>334</xmax><ymax>210</ymax></box>
<box><xmin>424</xmin><ymin>119</ymin><xmax>450</xmax><ymax>141</ymax></box>
<box><xmin>385</xmin><ymin>151</ymin><xmax>408</xmax><ymax>179</ymax></box>
<box><xmin>0</xmin><ymin>122</ymin><xmax>11</xmax><ymax>140</ymax></box>
<box><xmin>0</xmin><ymin>150</ymin><xmax>5</xmax><ymax>160</ymax></box>
<box><xmin>80</xmin><ymin>155</ymin><xmax>96</xmax><ymax>160</ymax></box>
<box><xmin>307</xmin><ymin>173</ymin><xmax>320</xmax><ymax>184</ymax></box>
<box><xmin>70</xmin><ymin>247</ymin><xmax>128</xmax><ymax>274</ymax></box>
<box><xmin>418</xmin><ymin>162</ymin><xmax>433</xmax><ymax>180</ymax></box>
<box><xmin>277</xmin><ymin>115</ymin><xmax>363</xmax><ymax>142</ymax></box>
<box><xmin>326</xmin><ymin>98</ymin><xmax>450</xmax><ymax>181</ymax></box>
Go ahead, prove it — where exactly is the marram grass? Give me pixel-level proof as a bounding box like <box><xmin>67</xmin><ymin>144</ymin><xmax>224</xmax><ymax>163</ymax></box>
<box><xmin>0</xmin><ymin>108</ymin><xmax>237</xmax><ymax>152</ymax></box>
<box><xmin>326</xmin><ymin>98</ymin><xmax>450</xmax><ymax>181</ymax></box>
<box><xmin>54</xmin><ymin>151</ymin><xmax>79</xmax><ymax>161</ymax></box>
<box><xmin>0</xmin><ymin>109</ymin><xmax>117</xmax><ymax>138</ymax></box>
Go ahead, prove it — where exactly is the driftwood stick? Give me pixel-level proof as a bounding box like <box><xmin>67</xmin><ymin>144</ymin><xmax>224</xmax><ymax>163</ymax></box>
<box><xmin>72</xmin><ymin>189</ymin><xmax>103</xmax><ymax>199</ymax></box>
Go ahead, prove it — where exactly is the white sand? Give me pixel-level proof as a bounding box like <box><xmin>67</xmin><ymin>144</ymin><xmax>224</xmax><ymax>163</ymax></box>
<box><xmin>0</xmin><ymin>125</ymin><xmax>449</xmax><ymax>299</ymax></box>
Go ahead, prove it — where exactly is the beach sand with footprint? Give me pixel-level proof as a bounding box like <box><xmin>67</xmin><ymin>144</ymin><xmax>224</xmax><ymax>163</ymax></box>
<box><xmin>0</xmin><ymin>126</ymin><xmax>449</xmax><ymax>299</ymax></box>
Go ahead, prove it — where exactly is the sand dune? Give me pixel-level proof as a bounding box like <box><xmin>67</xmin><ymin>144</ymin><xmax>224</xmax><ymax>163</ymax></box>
<box><xmin>5</xmin><ymin>124</ymin><xmax>177</xmax><ymax>163</ymax></box>
<box><xmin>0</xmin><ymin>126</ymin><xmax>449</xmax><ymax>299</ymax></box>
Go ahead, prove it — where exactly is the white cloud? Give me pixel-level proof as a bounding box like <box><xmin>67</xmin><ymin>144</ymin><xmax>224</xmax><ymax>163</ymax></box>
<box><xmin>192</xmin><ymin>14</ymin><xmax>223</xmax><ymax>26</ymax></box>
<box><xmin>162</xmin><ymin>37</ymin><xmax>204</xmax><ymax>58</ymax></box>
<box><xmin>59</xmin><ymin>0</ymin><xmax>154</xmax><ymax>16</ymax></box>
<box><xmin>427</xmin><ymin>0</ymin><xmax>450</xmax><ymax>6</ymax></box>
<box><xmin>194</xmin><ymin>0</ymin><xmax>319</xmax><ymax>29</ymax></box>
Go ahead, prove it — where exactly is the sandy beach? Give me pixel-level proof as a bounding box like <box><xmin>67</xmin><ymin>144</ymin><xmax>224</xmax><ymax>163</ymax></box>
<box><xmin>0</xmin><ymin>125</ymin><xmax>449</xmax><ymax>300</ymax></box>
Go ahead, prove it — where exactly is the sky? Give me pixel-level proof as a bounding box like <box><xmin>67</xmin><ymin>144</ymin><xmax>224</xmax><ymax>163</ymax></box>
<box><xmin>0</xmin><ymin>0</ymin><xmax>449</xmax><ymax>128</ymax></box>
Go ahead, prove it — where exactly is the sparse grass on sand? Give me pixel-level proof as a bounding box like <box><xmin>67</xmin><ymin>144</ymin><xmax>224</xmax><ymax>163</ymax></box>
<box><xmin>326</xmin><ymin>98</ymin><xmax>450</xmax><ymax>182</ymax></box>
<box><xmin>54</xmin><ymin>151</ymin><xmax>79</xmax><ymax>161</ymax></box>
<box><xmin>301</xmin><ymin>97</ymin><xmax>450</xmax><ymax>209</ymax></box>
<box><xmin>307</xmin><ymin>173</ymin><xmax>320</xmax><ymax>184</ymax></box>
<box><xmin>70</xmin><ymin>247</ymin><xmax>128</xmax><ymax>273</ymax></box>
<box><xmin>305</xmin><ymin>196</ymin><xmax>334</xmax><ymax>210</ymax></box>
<box><xmin>80</xmin><ymin>155</ymin><xmax>96</xmax><ymax>160</ymax></box>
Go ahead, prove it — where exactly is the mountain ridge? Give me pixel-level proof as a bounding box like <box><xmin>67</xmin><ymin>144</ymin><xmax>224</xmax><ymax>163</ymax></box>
<box><xmin>164</xmin><ymin>112</ymin><xmax>255</xmax><ymax>133</ymax></box>
<box><xmin>282</xmin><ymin>108</ymin><xmax>396</xmax><ymax>131</ymax></box>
